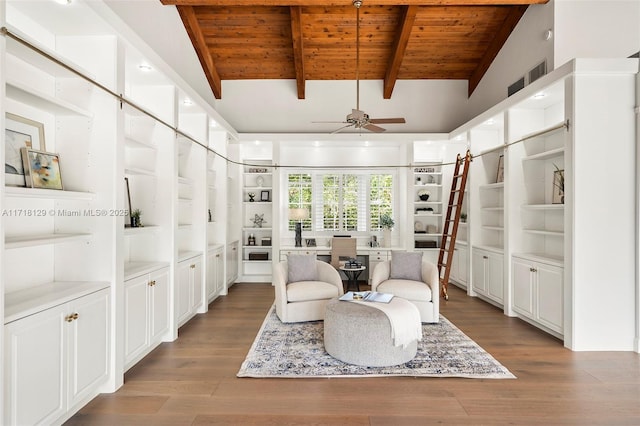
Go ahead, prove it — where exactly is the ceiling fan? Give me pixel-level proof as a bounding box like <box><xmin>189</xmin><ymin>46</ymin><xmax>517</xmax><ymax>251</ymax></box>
<box><xmin>314</xmin><ymin>0</ymin><xmax>406</xmax><ymax>133</ymax></box>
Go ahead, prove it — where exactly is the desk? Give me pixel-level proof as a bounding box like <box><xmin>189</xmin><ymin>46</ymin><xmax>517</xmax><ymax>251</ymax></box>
<box><xmin>280</xmin><ymin>247</ymin><xmax>396</xmax><ymax>284</ymax></box>
<box><xmin>339</xmin><ymin>266</ymin><xmax>366</xmax><ymax>292</ymax></box>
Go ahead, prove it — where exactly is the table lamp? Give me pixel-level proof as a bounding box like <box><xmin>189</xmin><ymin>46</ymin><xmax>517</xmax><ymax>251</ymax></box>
<box><xmin>289</xmin><ymin>208</ymin><xmax>309</xmax><ymax>247</ymax></box>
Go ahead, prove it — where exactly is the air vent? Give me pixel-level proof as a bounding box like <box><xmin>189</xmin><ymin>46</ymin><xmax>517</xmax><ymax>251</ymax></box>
<box><xmin>508</xmin><ymin>76</ymin><xmax>525</xmax><ymax>97</ymax></box>
<box><xmin>528</xmin><ymin>60</ymin><xmax>547</xmax><ymax>84</ymax></box>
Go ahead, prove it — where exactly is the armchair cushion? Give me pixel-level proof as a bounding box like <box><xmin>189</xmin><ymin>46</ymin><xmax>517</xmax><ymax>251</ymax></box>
<box><xmin>377</xmin><ymin>279</ymin><xmax>433</xmax><ymax>302</ymax></box>
<box><xmin>390</xmin><ymin>251</ymin><xmax>423</xmax><ymax>282</ymax></box>
<box><xmin>287</xmin><ymin>281</ymin><xmax>342</xmax><ymax>302</ymax></box>
<box><xmin>287</xmin><ymin>254</ymin><xmax>317</xmax><ymax>283</ymax></box>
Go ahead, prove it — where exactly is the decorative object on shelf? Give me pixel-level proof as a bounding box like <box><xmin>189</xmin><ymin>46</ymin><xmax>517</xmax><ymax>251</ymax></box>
<box><xmin>208</xmin><ymin>209</ymin><xmax>212</xmax><ymax>222</ymax></box>
<box><xmin>131</xmin><ymin>209</ymin><xmax>142</xmax><ymax>228</ymax></box>
<box><xmin>249</xmin><ymin>252</ymin><xmax>268</xmax><ymax>260</ymax></box>
<box><xmin>252</xmin><ymin>213</ymin><xmax>265</xmax><ymax>228</ymax></box>
<box><xmin>369</xmin><ymin>235</ymin><xmax>379</xmax><ymax>247</ymax></box>
<box><xmin>248</xmin><ymin>167</ymin><xmax>268</xmax><ymax>173</ymax></box>
<box><xmin>5</xmin><ymin>112</ymin><xmax>45</xmax><ymax>187</ymax></box>
<box><xmin>21</xmin><ymin>148</ymin><xmax>63</xmax><ymax>190</ymax></box>
<box><xmin>427</xmin><ymin>175</ymin><xmax>435</xmax><ymax>184</ymax></box>
<box><xmin>248</xmin><ymin>192</ymin><xmax>256</xmax><ymax>202</ymax></box>
<box><xmin>552</xmin><ymin>164</ymin><xmax>564</xmax><ymax>204</ymax></box>
<box><xmin>289</xmin><ymin>208</ymin><xmax>309</xmax><ymax>247</ymax></box>
<box><xmin>496</xmin><ymin>154</ymin><xmax>505</xmax><ymax>183</ymax></box>
<box><xmin>248</xmin><ymin>234</ymin><xmax>256</xmax><ymax>246</ymax></box>
<box><xmin>256</xmin><ymin>175</ymin><xmax>265</xmax><ymax>187</ymax></box>
<box><xmin>418</xmin><ymin>189</ymin><xmax>431</xmax><ymax>201</ymax></box>
<box><xmin>416</xmin><ymin>176</ymin><xmax>422</xmax><ymax>185</ymax></box>
<box><xmin>414</xmin><ymin>166</ymin><xmax>435</xmax><ymax>173</ymax></box>
<box><xmin>305</xmin><ymin>238</ymin><xmax>317</xmax><ymax>247</ymax></box>
<box><xmin>380</xmin><ymin>213</ymin><xmax>394</xmax><ymax>248</ymax></box>
<box><xmin>415</xmin><ymin>240</ymin><xmax>437</xmax><ymax>248</ymax></box>
<box><xmin>427</xmin><ymin>224</ymin><xmax>437</xmax><ymax>234</ymax></box>
<box><xmin>414</xmin><ymin>221</ymin><xmax>425</xmax><ymax>233</ymax></box>
<box><xmin>261</xmin><ymin>237</ymin><xmax>272</xmax><ymax>246</ymax></box>
<box><xmin>125</xmin><ymin>177</ymin><xmax>133</xmax><ymax>228</ymax></box>
<box><xmin>460</xmin><ymin>212</ymin><xmax>467</xmax><ymax>223</ymax></box>
<box><xmin>260</xmin><ymin>190</ymin><xmax>270</xmax><ymax>202</ymax></box>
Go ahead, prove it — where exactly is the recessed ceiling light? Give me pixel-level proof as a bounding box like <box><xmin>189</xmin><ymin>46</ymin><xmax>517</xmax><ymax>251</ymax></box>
<box><xmin>53</xmin><ymin>0</ymin><xmax>72</xmax><ymax>5</ymax></box>
<box><xmin>209</xmin><ymin>119</ymin><xmax>218</xmax><ymax>128</ymax></box>
<box><xmin>138</xmin><ymin>64</ymin><xmax>152</xmax><ymax>72</ymax></box>
<box><xmin>313</xmin><ymin>141</ymin><xmax>320</xmax><ymax>147</ymax></box>
<box><xmin>484</xmin><ymin>119</ymin><xmax>495</xmax><ymax>125</ymax></box>
<box><xmin>183</xmin><ymin>99</ymin><xmax>193</xmax><ymax>106</ymax></box>
<box><xmin>532</xmin><ymin>92</ymin><xmax>547</xmax><ymax>99</ymax></box>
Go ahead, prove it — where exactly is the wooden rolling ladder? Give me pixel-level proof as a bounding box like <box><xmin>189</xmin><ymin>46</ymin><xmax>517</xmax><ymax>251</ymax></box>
<box><xmin>438</xmin><ymin>150</ymin><xmax>471</xmax><ymax>300</ymax></box>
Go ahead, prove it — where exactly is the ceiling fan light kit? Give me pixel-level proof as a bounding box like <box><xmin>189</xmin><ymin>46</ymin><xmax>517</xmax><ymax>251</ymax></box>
<box><xmin>316</xmin><ymin>0</ymin><xmax>406</xmax><ymax>134</ymax></box>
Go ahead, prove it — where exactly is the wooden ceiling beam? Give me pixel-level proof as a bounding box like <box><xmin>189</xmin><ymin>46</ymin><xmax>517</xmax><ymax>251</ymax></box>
<box><xmin>383</xmin><ymin>5</ymin><xmax>417</xmax><ymax>99</ymax></box>
<box><xmin>290</xmin><ymin>6</ymin><xmax>306</xmax><ymax>99</ymax></box>
<box><xmin>467</xmin><ymin>4</ymin><xmax>527</xmax><ymax>97</ymax></box>
<box><xmin>176</xmin><ymin>6</ymin><xmax>223</xmax><ymax>99</ymax></box>
<box><xmin>163</xmin><ymin>1</ymin><xmax>548</xmax><ymax>6</ymax></box>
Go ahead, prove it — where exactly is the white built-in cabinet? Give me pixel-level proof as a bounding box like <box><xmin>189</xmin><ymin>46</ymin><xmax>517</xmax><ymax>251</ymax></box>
<box><xmin>207</xmin><ymin>245</ymin><xmax>225</xmax><ymax>303</ymax></box>
<box><xmin>512</xmin><ymin>256</ymin><xmax>563</xmax><ymax>336</ymax></box>
<box><xmin>124</xmin><ymin>266</ymin><xmax>170</xmax><ymax>370</ymax></box>
<box><xmin>471</xmin><ymin>247</ymin><xmax>503</xmax><ymax>306</ymax></box>
<box><xmin>4</xmin><ymin>287</ymin><xmax>109</xmax><ymax>426</ymax></box>
<box><xmin>176</xmin><ymin>254</ymin><xmax>204</xmax><ymax>327</ymax></box>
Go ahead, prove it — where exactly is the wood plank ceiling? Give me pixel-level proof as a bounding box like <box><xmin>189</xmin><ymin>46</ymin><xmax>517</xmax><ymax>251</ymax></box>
<box><xmin>161</xmin><ymin>0</ymin><xmax>548</xmax><ymax>100</ymax></box>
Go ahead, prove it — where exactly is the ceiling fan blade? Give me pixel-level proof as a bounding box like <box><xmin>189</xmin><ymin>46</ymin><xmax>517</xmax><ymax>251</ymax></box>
<box><xmin>331</xmin><ymin>123</ymin><xmax>355</xmax><ymax>134</ymax></box>
<box><xmin>363</xmin><ymin>123</ymin><xmax>386</xmax><ymax>133</ymax></box>
<box><xmin>369</xmin><ymin>118</ymin><xmax>406</xmax><ymax>124</ymax></box>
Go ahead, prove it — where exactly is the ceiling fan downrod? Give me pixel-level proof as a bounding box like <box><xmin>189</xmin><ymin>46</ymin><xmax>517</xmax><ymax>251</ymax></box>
<box><xmin>353</xmin><ymin>0</ymin><xmax>361</xmax><ymax>111</ymax></box>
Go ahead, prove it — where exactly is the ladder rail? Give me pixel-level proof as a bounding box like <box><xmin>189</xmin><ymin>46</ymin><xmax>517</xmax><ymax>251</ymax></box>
<box><xmin>437</xmin><ymin>150</ymin><xmax>471</xmax><ymax>300</ymax></box>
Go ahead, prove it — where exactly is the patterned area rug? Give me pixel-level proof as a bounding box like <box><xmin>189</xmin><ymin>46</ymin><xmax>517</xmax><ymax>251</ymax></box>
<box><xmin>237</xmin><ymin>306</ymin><xmax>515</xmax><ymax>379</ymax></box>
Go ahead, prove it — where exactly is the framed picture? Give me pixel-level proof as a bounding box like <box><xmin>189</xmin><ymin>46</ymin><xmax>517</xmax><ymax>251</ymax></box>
<box><xmin>21</xmin><ymin>148</ymin><xmax>63</xmax><ymax>190</ymax></box>
<box><xmin>5</xmin><ymin>113</ymin><xmax>45</xmax><ymax>186</ymax></box>
<box><xmin>305</xmin><ymin>238</ymin><xmax>317</xmax><ymax>247</ymax></box>
<box><xmin>496</xmin><ymin>154</ymin><xmax>504</xmax><ymax>183</ymax></box>
<box><xmin>260</xmin><ymin>190</ymin><xmax>270</xmax><ymax>202</ymax></box>
<box><xmin>552</xmin><ymin>169</ymin><xmax>565</xmax><ymax>204</ymax></box>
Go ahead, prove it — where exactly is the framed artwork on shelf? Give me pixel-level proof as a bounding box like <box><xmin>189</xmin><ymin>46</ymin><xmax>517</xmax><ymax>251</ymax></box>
<box><xmin>5</xmin><ymin>112</ymin><xmax>45</xmax><ymax>186</ymax></box>
<box><xmin>552</xmin><ymin>168</ymin><xmax>565</xmax><ymax>204</ymax></box>
<box><xmin>305</xmin><ymin>238</ymin><xmax>317</xmax><ymax>247</ymax></box>
<box><xmin>496</xmin><ymin>154</ymin><xmax>504</xmax><ymax>183</ymax></box>
<box><xmin>21</xmin><ymin>148</ymin><xmax>63</xmax><ymax>190</ymax></box>
<box><xmin>260</xmin><ymin>190</ymin><xmax>270</xmax><ymax>202</ymax></box>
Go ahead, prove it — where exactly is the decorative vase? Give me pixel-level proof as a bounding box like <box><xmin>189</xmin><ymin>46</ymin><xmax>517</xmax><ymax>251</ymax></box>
<box><xmin>383</xmin><ymin>228</ymin><xmax>391</xmax><ymax>248</ymax></box>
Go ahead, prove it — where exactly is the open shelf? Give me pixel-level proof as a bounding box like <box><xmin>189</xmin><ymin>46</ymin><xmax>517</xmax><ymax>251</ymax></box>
<box><xmin>4</xmin><ymin>187</ymin><xmax>95</xmax><ymax>200</ymax></box>
<box><xmin>6</xmin><ymin>80</ymin><xmax>92</xmax><ymax>117</ymax></box>
<box><xmin>5</xmin><ymin>233</ymin><xmax>92</xmax><ymax>249</ymax></box>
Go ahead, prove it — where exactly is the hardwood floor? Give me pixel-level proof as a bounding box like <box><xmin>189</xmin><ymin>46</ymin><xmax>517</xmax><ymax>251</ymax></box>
<box><xmin>67</xmin><ymin>283</ymin><xmax>640</xmax><ymax>425</ymax></box>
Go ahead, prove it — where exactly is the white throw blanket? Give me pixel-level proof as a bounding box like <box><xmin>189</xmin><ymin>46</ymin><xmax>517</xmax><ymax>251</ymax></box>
<box><xmin>350</xmin><ymin>297</ymin><xmax>422</xmax><ymax>348</ymax></box>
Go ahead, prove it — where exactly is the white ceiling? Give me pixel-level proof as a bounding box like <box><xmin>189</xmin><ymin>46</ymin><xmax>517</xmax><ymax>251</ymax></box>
<box><xmin>103</xmin><ymin>0</ymin><xmax>475</xmax><ymax>136</ymax></box>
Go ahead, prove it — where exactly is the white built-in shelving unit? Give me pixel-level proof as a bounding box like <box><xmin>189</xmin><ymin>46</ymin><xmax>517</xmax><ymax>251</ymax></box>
<box><xmin>0</xmin><ymin>1</ymin><xmax>235</xmax><ymax>424</ymax></box>
<box><xmin>451</xmin><ymin>58</ymin><xmax>638</xmax><ymax>351</ymax></box>
<box><xmin>411</xmin><ymin>161</ymin><xmax>443</xmax><ymax>264</ymax></box>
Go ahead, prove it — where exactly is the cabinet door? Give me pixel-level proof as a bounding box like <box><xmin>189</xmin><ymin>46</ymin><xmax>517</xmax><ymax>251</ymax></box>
<box><xmin>471</xmin><ymin>249</ymin><xmax>487</xmax><ymax>294</ymax></box>
<box><xmin>368</xmin><ymin>251</ymin><xmax>388</xmax><ymax>284</ymax></box>
<box><xmin>487</xmin><ymin>252</ymin><xmax>504</xmax><ymax>303</ymax></box>
<box><xmin>176</xmin><ymin>260</ymin><xmax>192</xmax><ymax>326</ymax></box>
<box><xmin>536</xmin><ymin>263</ymin><xmax>563</xmax><ymax>333</ymax></box>
<box><xmin>67</xmin><ymin>289</ymin><xmax>109</xmax><ymax>407</ymax></box>
<box><xmin>457</xmin><ymin>246</ymin><xmax>468</xmax><ymax>285</ymax></box>
<box><xmin>124</xmin><ymin>275</ymin><xmax>150</xmax><ymax>367</ymax></box>
<box><xmin>215</xmin><ymin>249</ymin><xmax>225</xmax><ymax>295</ymax></box>
<box><xmin>150</xmin><ymin>268</ymin><xmax>170</xmax><ymax>343</ymax></box>
<box><xmin>191</xmin><ymin>257</ymin><xmax>203</xmax><ymax>312</ymax></box>
<box><xmin>512</xmin><ymin>258</ymin><xmax>534</xmax><ymax>317</ymax></box>
<box><xmin>206</xmin><ymin>251</ymin><xmax>216</xmax><ymax>301</ymax></box>
<box><xmin>227</xmin><ymin>242</ymin><xmax>238</xmax><ymax>285</ymax></box>
<box><xmin>4</xmin><ymin>306</ymin><xmax>66</xmax><ymax>426</ymax></box>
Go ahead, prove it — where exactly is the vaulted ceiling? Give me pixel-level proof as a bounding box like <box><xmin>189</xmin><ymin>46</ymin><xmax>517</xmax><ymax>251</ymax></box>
<box><xmin>160</xmin><ymin>0</ymin><xmax>548</xmax><ymax>100</ymax></box>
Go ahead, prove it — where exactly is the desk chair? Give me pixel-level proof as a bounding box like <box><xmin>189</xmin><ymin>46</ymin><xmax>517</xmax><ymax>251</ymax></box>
<box><xmin>330</xmin><ymin>237</ymin><xmax>357</xmax><ymax>269</ymax></box>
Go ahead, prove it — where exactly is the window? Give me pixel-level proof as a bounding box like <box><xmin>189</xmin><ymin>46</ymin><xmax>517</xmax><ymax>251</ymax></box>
<box><xmin>287</xmin><ymin>173</ymin><xmax>312</xmax><ymax>231</ymax></box>
<box><xmin>287</xmin><ymin>171</ymin><xmax>394</xmax><ymax>234</ymax></box>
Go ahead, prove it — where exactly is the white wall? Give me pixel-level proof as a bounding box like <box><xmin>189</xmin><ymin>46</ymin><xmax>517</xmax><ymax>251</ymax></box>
<box><xmin>554</xmin><ymin>0</ymin><xmax>640</xmax><ymax>66</ymax></box>
<box><xmin>468</xmin><ymin>0</ymin><xmax>640</xmax><ymax>124</ymax></box>
<box><xmin>467</xmin><ymin>3</ymin><xmax>555</xmax><ymax>122</ymax></box>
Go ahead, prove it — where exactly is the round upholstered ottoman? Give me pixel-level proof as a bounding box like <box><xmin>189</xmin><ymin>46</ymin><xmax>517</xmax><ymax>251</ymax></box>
<box><xmin>324</xmin><ymin>298</ymin><xmax>418</xmax><ymax>367</ymax></box>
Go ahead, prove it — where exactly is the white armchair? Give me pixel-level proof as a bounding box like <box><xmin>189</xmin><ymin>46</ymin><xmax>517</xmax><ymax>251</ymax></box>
<box><xmin>273</xmin><ymin>259</ymin><xmax>344</xmax><ymax>323</ymax></box>
<box><xmin>371</xmin><ymin>259</ymin><xmax>439</xmax><ymax>323</ymax></box>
